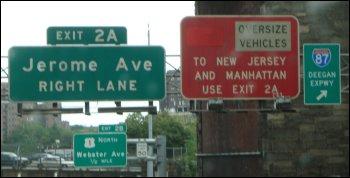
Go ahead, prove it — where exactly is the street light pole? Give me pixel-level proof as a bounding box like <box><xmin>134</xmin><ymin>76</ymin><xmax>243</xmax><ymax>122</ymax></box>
<box><xmin>147</xmin><ymin>24</ymin><xmax>154</xmax><ymax>177</ymax></box>
<box><xmin>55</xmin><ymin>139</ymin><xmax>61</xmax><ymax>166</ymax></box>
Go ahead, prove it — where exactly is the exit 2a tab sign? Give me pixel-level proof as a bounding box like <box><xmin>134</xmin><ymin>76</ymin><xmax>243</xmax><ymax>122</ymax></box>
<box><xmin>181</xmin><ymin>16</ymin><xmax>300</xmax><ymax>100</ymax></box>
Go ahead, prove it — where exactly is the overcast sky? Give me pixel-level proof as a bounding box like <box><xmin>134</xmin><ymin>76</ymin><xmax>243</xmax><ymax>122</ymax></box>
<box><xmin>1</xmin><ymin>1</ymin><xmax>194</xmax><ymax>126</ymax></box>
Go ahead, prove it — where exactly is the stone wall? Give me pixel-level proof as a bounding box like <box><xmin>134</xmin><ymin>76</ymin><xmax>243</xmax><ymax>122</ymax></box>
<box><xmin>194</xmin><ymin>1</ymin><xmax>349</xmax><ymax>176</ymax></box>
<box><xmin>259</xmin><ymin>1</ymin><xmax>349</xmax><ymax>176</ymax></box>
<box><xmin>263</xmin><ymin>103</ymin><xmax>349</xmax><ymax>176</ymax></box>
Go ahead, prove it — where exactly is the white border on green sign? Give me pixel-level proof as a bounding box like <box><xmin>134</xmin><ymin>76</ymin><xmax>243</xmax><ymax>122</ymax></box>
<box><xmin>303</xmin><ymin>43</ymin><xmax>341</xmax><ymax>105</ymax></box>
<box><xmin>73</xmin><ymin>132</ymin><xmax>127</xmax><ymax>168</ymax></box>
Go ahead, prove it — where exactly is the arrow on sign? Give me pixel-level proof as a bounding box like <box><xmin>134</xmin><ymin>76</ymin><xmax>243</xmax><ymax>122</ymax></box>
<box><xmin>316</xmin><ymin>90</ymin><xmax>328</xmax><ymax>101</ymax></box>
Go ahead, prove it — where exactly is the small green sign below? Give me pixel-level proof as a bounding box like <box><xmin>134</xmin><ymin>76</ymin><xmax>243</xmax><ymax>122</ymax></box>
<box><xmin>303</xmin><ymin>43</ymin><xmax>341</xmax><ymax>105</ymax></box>
<box><xmin>99</xmin><ymin>123</ymin><xmax>127</xmax><ymax>133</ymax></box>
<box><xmin>73</xmin><ymin>133</ymin><xmax>127</xmax><ymax>168</ymax></box>
<box><xmin>47</xmin><ymin>26</ymin><xmax>127</xmax><ymax>45</ymax></box>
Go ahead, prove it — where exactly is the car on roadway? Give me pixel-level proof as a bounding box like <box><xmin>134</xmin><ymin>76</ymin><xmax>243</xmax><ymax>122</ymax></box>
<box><xmin>37</xmin><ymin>156</ymin><xmax>74</xmax><ymax>169</ymax></box>
<box><xmin>27</xmin><ymin>153</ymin><xmax>55</xmax><ymax>162</ymax></box>
<box><xmin>1</xmin><ymin>152</ymin><xmax>30</xmax><ymax>169</ymax></box>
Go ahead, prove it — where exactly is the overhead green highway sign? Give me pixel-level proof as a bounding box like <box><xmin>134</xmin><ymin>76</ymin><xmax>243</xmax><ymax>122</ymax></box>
<box><xmin>47</xmin><ymin>26</ymin><xmax>127</xmax><ymax>45</ymax></box>
<box><xmin>9</xmin><ymin>46</ymin><xmax>165</xmax><ymax>101</ymax></box>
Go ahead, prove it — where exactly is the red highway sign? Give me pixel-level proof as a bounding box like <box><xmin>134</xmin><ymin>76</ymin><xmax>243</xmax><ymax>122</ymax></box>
<box><xmin>181</xmin><ymin>16</ymin><xmax>300</xmax><ymax>100</ymax></box>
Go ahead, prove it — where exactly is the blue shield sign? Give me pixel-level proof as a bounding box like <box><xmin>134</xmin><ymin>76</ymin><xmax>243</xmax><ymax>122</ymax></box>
<box><xmin>312</xmin><ymin>48</ymin><xmax>331</xmax><ymax>68</ymax></box>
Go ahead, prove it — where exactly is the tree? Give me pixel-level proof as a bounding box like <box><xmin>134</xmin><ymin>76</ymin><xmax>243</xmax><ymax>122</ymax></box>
<box><xmin>71</xmin><ymin>125</ymin><xmax>97</xmax><ymax>133</ymax></box>
<box><xmin>125</xmin><ymin>111</ymin><xmax>197</xmax><ymax>176</ymax></box>
<box><xmin>125</xmin><ymin>112</ymin><xmax>148</xmax><ymax>138</ymax></box>
<box><xmin>8</xmin><ymin>121</ymin><xmax>43</xmax><ymax>155</ymax></box>
<box><xmin>152</xmin><ymin>112</ymin><xmax>190</xmax><ymax>147</ymax></box>
<box><xmin>6</xmin><ymin>121</ymin><xmax>73</xmax><ymax>155</ymax></box>
<box><xmin>125</xmin><ymin>112</ymin><xmax>191</xmax><ymax>147</ymax></box>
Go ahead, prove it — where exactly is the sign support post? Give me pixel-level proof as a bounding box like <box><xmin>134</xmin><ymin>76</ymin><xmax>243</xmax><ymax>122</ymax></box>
<box><xmin>147</xmin><ymin>101</ymin><xmax>154</xmax><ymax>177</ymax></box>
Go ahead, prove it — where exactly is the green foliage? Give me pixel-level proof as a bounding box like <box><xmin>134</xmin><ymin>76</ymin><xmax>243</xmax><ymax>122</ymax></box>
<box><xmin>179</xmin><ymin>118</ymin><xmax>197</xmax><ymax>177</ymax></box>
<box><xmin>153</xmin><ymin>112</ymin><xmax>190</xmax><ymax>147</ymax></box>
<box><xmin>5</xmin><ymin>121</ymin><xmax>74</xmax><ymax>156</ymax></box>
<box><xmin>125</xmin><ymin>111</ymin><xmax>197</xmax><ymax>176</ymax></box>
<box><xmin>125</xmin><ymin>112</ymin><xmax>148</xmax><ymax>138</ymax></box>
<box><xmin>125</xmin><ymin>112</ymin><xmax>191</xmax><ymax>147</ymax></box>
<box><xmin>71</xmin><ymin>125</ymin><xmax>97</xmax><ymax>133</ymax></box>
